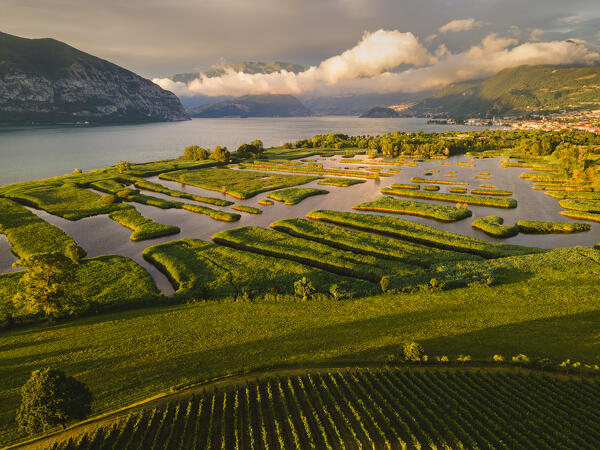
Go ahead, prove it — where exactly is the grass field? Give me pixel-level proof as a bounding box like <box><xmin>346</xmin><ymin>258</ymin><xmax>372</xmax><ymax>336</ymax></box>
<box><xmin>559</xmin><ymin>210</ymin><xmax>600</xmax><ymax>223</ymax></box>
<box><xmin>0</xmin><ymin>255</ymin><xmax>160</xmax><ymax>321</ymax></box>
<box><xmin>472</xmin><ymin>216</ymin><xmax>520</xmax><ymax>238</ymax></box>
<box><xmin>0</xmin><ymin>180</ymin><xmax>127</xmax><ymax>220</ymax></box>
<box><xmin>213</xmin><ymin>226</ymin><xmax>420</xmax><ymax>282</ymax></box>
<box><xmin>559</xmin><ymin>198</ymin><xmax>600</xmax><ymax>213</ymax></box>
<box><xmin>44</xmin><ymin>368</ymin><xmax>600</xmax><ymax>450</ymax></box>
<box><xmin>159</xmin><ymin>168</ymin><xmax>318</xmax><ymax>199</ymax></box>
<box><xmin>0</xmin><ymin>198</ymin><xmax>84</xmax><ymax>258</ymax></box>
<box><xmin>381</xmin><ymin>188</ymin><xmax>518</xmax><ymax>208</ymax></box>
<box><xmin>271</xmin><ymin>218</ymin><xmax>482</xmax><ymax>267</ymax></box>
<box><xmin>307</xmin><ymin>210</ymin><xmax>540</xmax><ymax>258</ymax></box>
<box><xmin>471</xmin><ymin>188</ymin><xmax>513</xmax><ymax>196</ymax></box>
<box><xmin>1</xmin><ymin>246</ymin><xmax>599</xmax><ymax>445</ymax></box>
<box><xmin>353</xmin><ymin>197</ymin><xmax>472</xmax><ymax>222</ymax></box>
<box><xmin>267</xmin><ymin>188</ymin><xmax>329</xmax><ymax>205</ymax></box>
<box><xmin>410</xmin><ymin>176</ymin><xmax>468</xmax><ymax>186</ymax></box>
<box><xmin>109</xmin><ymin>208</ymin><xmax>181</xmax><ymax>241</ymax></box>
<box><xmin>142</xmin><ymin>238</ymin><xmax>371</xmax><ymax>298</ymax></box>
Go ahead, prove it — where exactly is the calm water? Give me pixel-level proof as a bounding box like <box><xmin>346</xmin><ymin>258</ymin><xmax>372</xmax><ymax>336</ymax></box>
<box><xmin>0</xmin><ymin>153</ymin><xmax>597</xmax><ymax>294</ymax></box>
<box><xmin>0</xmin><ymin>117</ymin><xmax>494</xmax><ymax>186</ymax></box>
<box><xmin>0</xmin><ymin>118</ymin><xmax>597</xmax><ymax>295</ymax></box>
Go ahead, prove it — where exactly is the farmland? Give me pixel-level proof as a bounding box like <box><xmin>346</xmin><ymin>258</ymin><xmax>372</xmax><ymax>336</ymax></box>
<box><xmin>44</xmin><ymin>369</ymin><xmax>600</xmax><ymax>450</ymax></box>
<box><xmin>0</xmin><ymin>129</ymin><xmax>600</xmax><ymax>447</ymax></box>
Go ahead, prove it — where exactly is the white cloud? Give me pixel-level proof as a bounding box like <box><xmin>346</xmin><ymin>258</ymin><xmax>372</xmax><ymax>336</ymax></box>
<box><xmin>558</xmin><ymin>15</ymin><xmax>584</xmax><ymax>25</ymax></box>
<box><xmin>154</xmin><ymin>31</ymin><xmax>600</xmax><ymax>97</ymax></box>
<box><xmin>438</xmin><ymin>18</ymin><xmax>485</xmax><ymax>34</ymax></box>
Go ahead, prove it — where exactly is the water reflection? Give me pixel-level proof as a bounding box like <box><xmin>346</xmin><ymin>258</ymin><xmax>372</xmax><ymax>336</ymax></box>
<box><xmin>0</xmin><ymin>154</ymin><xmax>597</xmax><ymax>294</ymax></box>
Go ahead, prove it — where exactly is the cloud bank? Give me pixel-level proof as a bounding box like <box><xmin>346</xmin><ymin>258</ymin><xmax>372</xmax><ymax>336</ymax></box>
<box><xmin>154</xmin><ymin>28</ymin><xmax>600</xmax><ymax>98</ymax></box>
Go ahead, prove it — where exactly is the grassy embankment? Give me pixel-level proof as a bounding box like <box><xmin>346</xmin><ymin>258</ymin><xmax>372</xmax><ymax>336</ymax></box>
<box><xmin>270</xmin><ymin>218</ymin><xmax>481</xmax><ymax>267</ymax></box>
<box><xmin>410</xmin><ymin>177</ymin><xmax>468</xmax><ymax>186</ymax></box>
<box><xmin>267</xmin><ymin>188</ymin><xmax>329</xmax><ymax>205</ymax></box>
<box><xmin>142</xmin><ymin>238</ymin><xmax>371</xmax><ymax>299</ymax></box>
<box><xmin>232</xmin><ymin>205</ymin><xmax>262</xmax><ymax>214</ymax></box>
<box><xmin>307</xmin><ymin>210</ymin><xmax>540</xmax><ymax>258</ymax></box>
<box><xmin>317</xmin><ymin>178</ymin><xmax>365</xmax><ymax>187</ymax></box>
<box><xmin>108</xmin><ymin>208</ymin><xmax>180</xmax><ymax>241</ymax></box>
<box><xmin>159</xmin><ymin>168</ymin><xmax>319</xmax><ymax>199</ymax></box>
<box><xmin>238</xmin><ymin>161</ymin><xmax>380</xmax><ymax>179</ymax></box>
<box><xmin>353</xmin><ymin>197</ymin><xmax>472</xmax><ymax>222</ymax></box>
<box><xmin>212</xmin><ymin>226</ymin><xmax>420</xmax><ymax>283</ymax></box>
<box><xmin>0</xmin><ymin>198</ymin><xmax>84</xmax><ymax>258</ymax></box>
<box><xmin>1</xmin><ymin>245</ymin><xmax>600</xmax><ymax>445</ymax></box>
<box><xmin>472</xmin><ymin>216</ymin><xmax>519</xmax><ymax>238</ymax></box>
<box><xmin>471</xmin><ymin>188</ymin><xmax>513</xmax><ymax>196</ymax></box>
<box><xmin>381</xmin><ymin>188</ymin><xmax>518</xmax><ymax>208</ymax></box>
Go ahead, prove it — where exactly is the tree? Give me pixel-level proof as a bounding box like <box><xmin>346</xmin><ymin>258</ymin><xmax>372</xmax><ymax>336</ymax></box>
<box><xmin>210</xmin><ymin>146</ymin><xmax>230</xmax><ymax>162</ymax></box>
<box><xmin>16</xmin><ymin>368</ymin><xmax>92</xmax><ymax>434</ymax></box>
<box><xmin>294</xmin><ymin>277</ymin><xmax>315</xmax><ymax>301</ymax></box>
<box><xmin>116</xmin><ymin>161</ymin><xmax>130</xmax><ymax>173</ymax></box>
<box><xmin>250</xmin><ymin>140</ymin><xmax>264</xmax><ymax>151</ymax></box>
<box><xmin>12</xmin><ymin>253</ymin><xmax>80</xmax><ymax>319</ymax></box>
<box><xmin>403</xmin><ymin>342</ymin><xmax>424</xmax><ymax>362</ymax></box>
<box><xmin>183</xmin><ymin>145</ymin><xmax>210</xmax><ymax>161</ymax></box>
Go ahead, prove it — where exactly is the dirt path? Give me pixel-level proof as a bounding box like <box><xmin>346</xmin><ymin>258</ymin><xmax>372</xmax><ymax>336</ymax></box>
<box><xmin>7</xmin><ymin>362</ymin><xmax>587</xmax><ymax>450</ymax></box>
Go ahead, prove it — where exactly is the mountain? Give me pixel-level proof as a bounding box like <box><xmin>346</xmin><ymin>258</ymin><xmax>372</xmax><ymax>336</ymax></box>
<box><xmin>405</xmin><ymin>65</ymin><xmax>600</xmax><ymax>119</ymax></box>
<box><xmin>187</xmin><ymin>94</ymin><xmax>312</xmax><ymax>118</ymax></box>
<box><xmin>170</xmin><ymin>61</ymin><xmax>305</xmax><ymax>84</ymax></box>
<box><xmin>359</xmin><ymin>107</ymin><xmax>399</xmax><ymax>118</ymax></box>
<box><xmin>0</xmin><ymin>31</ymin><xmax>188</xmax><ymax>124</ymax></box>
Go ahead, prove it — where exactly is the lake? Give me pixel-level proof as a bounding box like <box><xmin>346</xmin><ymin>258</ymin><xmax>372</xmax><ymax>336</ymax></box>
<box><xmin>0</xmin><ymin>117</ymin><xmax>496</xmax><ymax>186</ymax></box>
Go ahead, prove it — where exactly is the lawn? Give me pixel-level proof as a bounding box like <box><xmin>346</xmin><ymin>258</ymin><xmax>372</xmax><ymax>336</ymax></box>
<box><xmin>1</xmin><ymin>246</ymin><xmax>599</xmax><ymax>445</ymax></box>
<box><xmin>159</xmin><ymin>168</ymin><xmax>318</xmax><ymax>199</ymax></box>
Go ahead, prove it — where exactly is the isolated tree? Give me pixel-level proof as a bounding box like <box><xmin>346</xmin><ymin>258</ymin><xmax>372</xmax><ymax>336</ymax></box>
<box><xmin>16</xmin><ymin>368</ymin><xmax>92</xmax><ymax>434</ymax></box>
<box><xmin>403</xmin><ymin>342</ymin><xmax>424</xmax><ymax>362</ymax></box>
<box><xmin>210</xmin><ymin>145</ymin><xmax>230</xmax><ymax>162</ymax></box>
<box><xmin>12</xmin><ymin>253</ymin><xmax>80</xmax><ymax>319</ymax></box>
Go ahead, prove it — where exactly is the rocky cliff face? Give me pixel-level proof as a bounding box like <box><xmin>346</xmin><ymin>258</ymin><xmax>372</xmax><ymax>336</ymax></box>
<box><xmin>0</xmin><ymin>32</ymin><xmax>188</xmax><ymax>124</ymax></box>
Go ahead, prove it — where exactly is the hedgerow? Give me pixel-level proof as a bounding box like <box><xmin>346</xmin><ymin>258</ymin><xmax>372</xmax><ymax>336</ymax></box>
<box><xmin>516</xmin><ymin>220</ymin><xmax>591</xmax><ymax>234</ymax></box>
<box><xmin>380</xmin><ymin>188</ymin><xmax>518</xmax><ymax>208</ymax></box>
<box><xmin>267</xmin><ymin>188</ymin><xmax>329</xmax><ymax>205</ymax></box>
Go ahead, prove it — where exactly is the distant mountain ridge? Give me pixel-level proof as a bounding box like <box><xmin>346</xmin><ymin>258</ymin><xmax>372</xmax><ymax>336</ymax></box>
<box><xmin>360</xmin><ymin>107</ymin><xmax>399</xmax><ymax>118</ymax></box>
<box><xmin>187</xmin><ymin>94</ymin><xmax>311</xmax><ymax>118</ymax></box>
<box><xmin>0</xmin><ymin>31</ymin><xmax>188</xmax><ymax>124</ymax></box>
<box><xmin>404</xmin><ymin>65</ymin><xmax>600</xmax><ymax>119</ymax></box>
<box><xmin>170</xmin><ymin>61</ymin><xmax>305</xmax><ymax>84</ymax></box>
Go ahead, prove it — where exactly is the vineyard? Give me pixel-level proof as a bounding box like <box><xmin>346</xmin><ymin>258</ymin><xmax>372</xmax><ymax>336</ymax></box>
<box><xmin>47</xmin><ymin>368</ymin><xmax>600</xmax><ymax>450</ymax></box>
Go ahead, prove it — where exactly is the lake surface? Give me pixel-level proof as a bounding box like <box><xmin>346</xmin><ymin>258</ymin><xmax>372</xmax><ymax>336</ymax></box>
<box><xmin>0</xmin><ymin>117</ymin><xmax>496</xmax><ymax>186</ymax></box>
<box><xmin>0</xmin><ymin>152</ymin><xmax>597</xmax><ymax>295</ymax></box>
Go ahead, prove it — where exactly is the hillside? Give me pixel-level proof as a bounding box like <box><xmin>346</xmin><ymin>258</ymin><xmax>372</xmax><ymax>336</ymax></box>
<box><xmin>187</xmin><ymin>94</ymin><xmax>312</xmax><ymax>117</ymax></box>
<box><xmin>170</xmin><ymin>61</ymin><xmax>305</xmax><ymax>84</ymax></box>
<box><xmin>359</xmin><ymin>106</ymin><xmax>399</xmax><ymax>118</ymax></box>
<box><xmin>405</xmin><ymin>65</ymin><xmax>600</xmax><ymax>119</ymax></box>
<box><xmin>0</xmin><ymin>31</ymin><xmax>188</xmax><ymax>124</ymax></box>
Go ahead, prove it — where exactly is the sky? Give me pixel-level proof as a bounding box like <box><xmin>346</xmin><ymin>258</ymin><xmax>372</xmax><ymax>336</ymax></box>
<box><xmin>3</xmin><ymin>0</ymin><xmax>600</xmax><ymax>96</ymax></box>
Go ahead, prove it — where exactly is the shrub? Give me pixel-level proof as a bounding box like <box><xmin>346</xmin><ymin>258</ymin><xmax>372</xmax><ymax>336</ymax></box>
<box><xmin>512</xmin><ymin>354</ymin><xmax>530</xmax><ymax>364</ymax></box>
<box><xmin>99</xmin><ymin>194</ymin><xmax>117</xmax><ymax>205</ymax></box>
<box><xmin>72</xmin><ymin>168</ymin><xmax>82</xmax><ymax>174</ymax></box>
<box><xmin>380</xmin><ymin>276</ymin><xmax>390</xmax><ymax>293</ymax></box>
<box><xmin>16</xmin><ymin>368</ymin><xmax>92</xmax><ymax>434</ymax></box>
<box><xmin>492</xmin><ymin>354</ymin><xmax>504</xmax><ymax>363</ymax></box>
<box><xmin>116</xmin><ymin>161</ymin><xmax>131</xmax><ymax>173</ymax></box>
<box><xmin>329</xmin><ymin>284</ymin><xmax>346</xmax><ymax>300</ymax></box>
<box><xmin>403</xmin><ymin>342</ymin><xmax>425</xmax><ymax>362</ymax></box>
<box><xmin>294</xmin><ymin>277</ymin><xmax>315</xmax><ymax>301</ymax></box>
